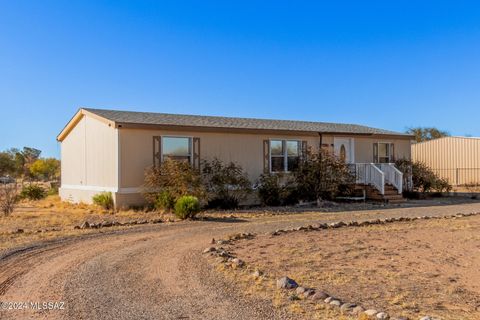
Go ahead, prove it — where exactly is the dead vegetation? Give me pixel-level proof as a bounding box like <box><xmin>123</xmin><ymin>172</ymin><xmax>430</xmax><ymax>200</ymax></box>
<box><xmin>0</xmin><ymin>195</ymin><xmax>175</xmax><ymax>252</ymax></box>
<box><xmin>225</xmin><ymin>216</ymin><xmax>480</xmax><ymax>320</ymax></box>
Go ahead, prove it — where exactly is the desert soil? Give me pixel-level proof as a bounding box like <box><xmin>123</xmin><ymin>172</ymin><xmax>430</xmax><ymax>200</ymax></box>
<box><xmin>1</xmin><ymin>199</ymin><xmax>480</xmax><ymax>319</ymax></box>
<box><xmin>232</xmin><ymin>215</ymin><xmax>480</xmax><ymax>320</ymax></box>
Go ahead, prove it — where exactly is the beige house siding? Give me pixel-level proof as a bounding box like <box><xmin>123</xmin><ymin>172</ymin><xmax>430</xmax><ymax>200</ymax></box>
<box><xmin>119</xmin><ymin>128</ymin><xmax>321</xmax><ymax>189</ymax></box>
<box><xmin>59</xmin><ymin>114</ymin><xmax>117</xmax><ymax>203</ymax></box>
<box><xmin>354</xmin><ymin>136</ymin><xmax>411</xmax><ymax>163</ymax></box>
<box><xmin>412</xmin><ymin>136</ymin><xmax>480</xmax><ymax>185</ymax></box>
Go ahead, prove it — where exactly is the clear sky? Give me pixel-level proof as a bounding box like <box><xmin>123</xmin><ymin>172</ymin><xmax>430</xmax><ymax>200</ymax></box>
<box><xmin>1</xmin><ymin>1</ymin><xmax>480</xmax><ymax>158</ymax></box>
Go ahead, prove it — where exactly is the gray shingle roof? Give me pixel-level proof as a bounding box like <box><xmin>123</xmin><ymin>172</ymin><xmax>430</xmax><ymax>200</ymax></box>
<box><xmin>84</xmin><ymin>108</ymin><xmax>410</xmax><ymax>136</ymax></box>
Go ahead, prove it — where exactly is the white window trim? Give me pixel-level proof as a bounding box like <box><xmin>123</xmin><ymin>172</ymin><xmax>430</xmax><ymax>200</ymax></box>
<box><xmin>161</xmin><ymin>135</ymin><xmax>193</xmax><ymax>164</ymax></box>
<box><xmin>269</xmin><ymin>139</ymin><xmax>301</xmax><ymax>173</ymax></box>
<box><xmin>376</xmin><ymin>141</ymin><xmax>393</xmax><ymax>163</ymax></box>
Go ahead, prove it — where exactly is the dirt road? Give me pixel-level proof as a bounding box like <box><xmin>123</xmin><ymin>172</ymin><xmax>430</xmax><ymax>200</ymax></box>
<box><xmin>1</xmin><ymin>201</ymin><xmax>480</xmax><ymax>320</ymax></box>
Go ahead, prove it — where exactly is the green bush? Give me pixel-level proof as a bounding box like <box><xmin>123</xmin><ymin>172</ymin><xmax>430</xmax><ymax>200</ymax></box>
<box><xmin>20</xmin><ymin>184</ymin><xmax>47</xmax><ymax>200</ymax></box>
<box><xmin>256</xmin><ymin>173</ymin><xmax>299</xmax><ymax>206</ymax></box>
<box><xmin>154</xmin><ymin>190</ymin><xmax>175</xmax><ymax>211</ymax></box>
<box><xmin>202</xmin><ymin>158</ymin><xmax>252</xmax><ymax>209</ymax></box>
<box><xmin>174</xmin><ymin>195</ymin><xmax>201</xmax><ymax>219</ymax></box>
<box><xmin>92</xmin><ymin>192</ymin><xmax>114</xmax><ymax>210</ymax></box>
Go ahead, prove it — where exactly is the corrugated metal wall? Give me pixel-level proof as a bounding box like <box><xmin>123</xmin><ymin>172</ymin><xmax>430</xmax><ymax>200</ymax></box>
<box><xmin>411</xmin><ymin>137</ymin><xmax>480</xmax><ymax>185</ymax></box>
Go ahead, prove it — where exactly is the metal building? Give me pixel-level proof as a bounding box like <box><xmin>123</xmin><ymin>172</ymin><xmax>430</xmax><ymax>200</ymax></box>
<box><xmin>411</xmin><ymin>136</ymin><xmax>480</xmax><ymax>186</ymax></box>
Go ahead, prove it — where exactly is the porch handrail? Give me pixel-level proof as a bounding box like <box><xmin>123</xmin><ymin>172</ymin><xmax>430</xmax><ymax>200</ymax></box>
<box><xmin>377</xmin><ymin>163</ymin><xmax>403</xmax><ymax>194</ymax></box>
<box><xmin>352</xmin><ymin>163</ymin><xmax>385</xmax><ymax>195</ymax></box>
<box><xmin>369</xmin><ymin>163</ymin><xmax>385</xmax><ymax>195</ymax></box>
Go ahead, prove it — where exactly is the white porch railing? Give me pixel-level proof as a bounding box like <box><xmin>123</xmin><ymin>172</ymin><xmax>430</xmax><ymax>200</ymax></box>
<box><xmin>352</xmin><ymin>163</ymin><xmax>385</xmax><ymax>195</ymax></box>
<box><xmin>351</xmin><ymin>163</ymin><xmax>403</xmax><ymax>195</ymax></box>
<box><xmin>377</xmin><ymin>163</ymin><xmax>403</xmax><ymax>194</ymax></box>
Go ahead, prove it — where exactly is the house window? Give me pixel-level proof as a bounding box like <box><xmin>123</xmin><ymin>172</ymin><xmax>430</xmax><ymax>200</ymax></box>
<box><xmin>162</xmin><ymin>137</ymin><xmax>191</xmax><ymax>162</ymax></box>
<box><xmin>377</xmin><ymin>143</ymin><xmax>390</xmax><ymax>163</ymax></box>
<box><xmin>270</xmin><ymin>140</ymin><xmax>300</xmax><ymax>172</ymax></box>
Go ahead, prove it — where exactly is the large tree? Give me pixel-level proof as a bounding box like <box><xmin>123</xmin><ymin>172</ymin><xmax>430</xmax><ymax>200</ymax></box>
<box><xmin>406</xmin><ymin>127</ymin><xmax>450</xmax><ymax>143</ymax></box>
<box><xmin>0</xmin><ymin>152</ymin><xmax>16</xmax><ymax>176</ymax></box>
<box><xmin>29</xmin><ymin>158</ymin><xmax>60</xmax><ymax>181</ymax></box>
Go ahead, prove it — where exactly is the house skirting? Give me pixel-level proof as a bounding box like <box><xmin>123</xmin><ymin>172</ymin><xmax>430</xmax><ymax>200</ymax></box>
<box><xmin>59</xmin><ymin>185</ymin><xmax>145</xmax><ymax>209</ymax></box>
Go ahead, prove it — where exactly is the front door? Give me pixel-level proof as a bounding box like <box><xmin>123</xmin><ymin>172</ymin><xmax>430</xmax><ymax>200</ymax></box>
<box><xmin>333</xmin><ymin>138</ymin><xmax>354</xmax><ymax>163</ymax></box>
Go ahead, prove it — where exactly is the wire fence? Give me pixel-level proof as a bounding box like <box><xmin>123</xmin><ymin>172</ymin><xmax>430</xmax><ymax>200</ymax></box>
<box><xmin>431</xmin><ymin>168</ymin><xmax>480</xmax><ymax>186</ymax></box>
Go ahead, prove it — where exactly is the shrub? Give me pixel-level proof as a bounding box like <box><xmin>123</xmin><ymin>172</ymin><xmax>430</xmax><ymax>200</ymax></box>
<box><xmin>256</xmin><ymin>173</ymin><xmax>299</xmax><ymax>206</ymax></box>
<box><xmin>202</xmin><ymin>158</ymin><xmax>252</xmax><ymax>209</ymax></box>
<box><xmin>395</xmin><ymin>159</ymin><xmax>452</xmax><ymax>193</ymax></box>
<box><xmin>0</xmin><ymin>182</ymin><xmax>18</xmax><ymax>216</ymax></box>
<box><xmin>20</xmin><ymin>184</ymin><xmax>47</xmax><ymax>200</ymax></box>
<box><xmin>154</xmin><ymin>190</ymin><xmax>175</xmax><ymax>211</ymax></box>
<box><xmin>294</xmin><ymin>149</ymin><xmax>355</xmax><ymax>202</ymax></box>
<box><xmin>174</xmin><ymin>195</ymin><xmax>201</xmax><ymax>219</ymax></box>
<box><xmin>143</xmin><ymin>159</ymin><xmax>205</xmax><ymax>207</ymax></box>
<box><xmin>92</xmin><ymin>192</ymin><xmax>114</xmax><ymax>210</ymax></box>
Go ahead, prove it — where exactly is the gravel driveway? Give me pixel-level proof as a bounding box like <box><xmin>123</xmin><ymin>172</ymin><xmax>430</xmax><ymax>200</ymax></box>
<box><xmin>1</xmin><ymin>201</ymin><xmax>480</xmax><ymax>320</ymax></box>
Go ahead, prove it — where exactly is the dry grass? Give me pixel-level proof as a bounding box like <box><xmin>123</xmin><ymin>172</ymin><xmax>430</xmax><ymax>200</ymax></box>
<box><xmin>0</xmin><ymin>196</ymin><xmax>174</xmax><ymax>252</ymax></box>
<box><xmin>228</xmin><ymin>216</ymin><xmax>480</xmax><ymax>320</ymax></box>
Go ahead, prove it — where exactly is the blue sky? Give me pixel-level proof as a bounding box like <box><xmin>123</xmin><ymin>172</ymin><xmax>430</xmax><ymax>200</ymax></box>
<box><xmin>1</xmin><ymin>1</ymin><xmax>480</xmax><ymax>158</ymax></box>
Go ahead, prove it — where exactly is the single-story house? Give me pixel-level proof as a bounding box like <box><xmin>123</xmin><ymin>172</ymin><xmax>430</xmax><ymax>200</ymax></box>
<box><xmin>57</xmin><ymin>108</ymin><xmax>413</xmax><ymax>208</ymax></box>
<box><xmin>412</xmin><ymin>136</ymin><xmax>480</xmax><ymax>186</ymax></box>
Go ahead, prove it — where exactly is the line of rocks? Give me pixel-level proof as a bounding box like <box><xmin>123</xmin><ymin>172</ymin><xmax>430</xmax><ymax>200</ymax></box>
<box><xmin>200</xmin><ymin>214</ymin><xmax>480</xmax><ymax>320</ymax></box>
<box><xmin>275</xmin><ymin>276</ymin><xmax>441</xmax><ymax>320</ymax></box>
<box><xmin>268</xmin><ymin>211</ymin><xmax>480</xmax><ymax>236</ymax></box>
<box><xmin>203</xmin><ymin>233</ymin><xmax>255</xmax><ymax>269</ymax></box>
<box><xmin>74</xmin><ymin>218</ymin><xmax>166</xmax><ymax>230</ymax></box>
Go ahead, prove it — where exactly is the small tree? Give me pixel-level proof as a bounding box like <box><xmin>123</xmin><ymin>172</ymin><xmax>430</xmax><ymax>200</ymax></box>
<box><xmin>201</xmin><ymin>158</ymin><xmax>252</xmax><ymax>209</ymax></box>
<box><xmin>294</xmin><ymin>149</ymin><xmax>355</xmax><ymax>203</ymax></box>
<box><xmin>29</xmin><ymin>158</ymin><xmax>60</xmax><ymax>181</ymax></box>
<box><xmin>142</xmin><ymin>159</ymin><xmax>205</xmax><ymax>210</ymax></box>
<box><xmin>0</xmin><ymin>182</ymin><xmax>18</xmax><ymax>216</ymax></box>
<box><xmin>256</xmin><ymin>173</ymin><xmax>298</xmax><ymax>206</ymax></box>
<box><xmin>395</xmin><ymin>159</ymin><xmax>452</xmax><ymax>193</ymax></box>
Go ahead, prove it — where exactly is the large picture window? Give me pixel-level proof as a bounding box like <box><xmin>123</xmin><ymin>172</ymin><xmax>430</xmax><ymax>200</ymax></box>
<box><xmin>162</xmin><ymin>137</ymin><xmax>191</xmax><ymax>162</ymax></box>
<box><xmin>270</xmin><ymin>140</ymin><xmax>300</xmax><ymax>172</ymax></box>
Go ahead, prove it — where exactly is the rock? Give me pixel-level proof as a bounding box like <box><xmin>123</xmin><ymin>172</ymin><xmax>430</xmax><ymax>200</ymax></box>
<box><xmin>419</xmin><ymin>317</ymin><xmax>432</xmax><ymax>320</ymax></box>
<box><xmin>340</xmin><ymin>303</ymin><xmax>356</xmax><ymax>313</ymax></box>
<box><xmin>303</xmin><ymin>289</ymin><xmax>315</xmax><ymax>298</ymax></box>
<box><xmin>324</xmin><ymin>297</ymin><xmax>334</xmax><ymax>303</ymax></box>
<box><xmin>15</xmin><ymin>228</ymin><xmax>24</xmax><ymax>234</ymax></box>
<box><xmin>231</xmin><ymin>258</ymin><xmax>244</xmax><ymax>268</ymax></box>
<box><xmin>329</xmin><ymin>299</ymin><xmax>342</xmax><ymax>307</ymax></box>
<box><xmin>365</xmin><ymin>309</ymin><xmax>379</xmax><ymax>317</ymax></box>
<box><xmin>211</xmin><ymin>238</ymin><xmax>216</xmax><ymax>244</ymax></box>
<box><xmin>276</xmin><ymin>276</ymin><xmax>298</xmax><ymax>289</ymax></box>
<box><xmin>390</xmin><ymin>317</ymin><xmax>409</xmax><ymax>320</ymax></box>
<box><xmin>252</xmin><ymin>269</ymin><xmax>263</xmax><ymax>278</ymax></box>
<box><xmin>351</xmin><ymin>305</ymin><xmax>365</xmax><ymax>315</ymax></box>
<box><xmin>102</xmin><ymin>221</ymin><xmax>113</xmax><ymax>227</ymax></box>
<box><xmin>80</xmin><ymin>221</ymin><xmax>90</xmax><ymax>229</ymax></box>
<box><xmin>310</xmin><ymin>291</ymin><xmax>329</xmax><ymax>300</ymax></box>
<box><xmin>203</xmin><ymin>247</ymin><xmax>216</xmax><ymax>254</ymax></box>
<box><xmin>377</xmin><ymin>312</ymin><xmax>389</xmax><ymax>319</ymax></box>
<box><xmin>295</xmin><ymin>287</ymin><xmax>307</xmax><ymax>295</ymax></box>
<box><xmin>73</xmin><ymin>225</ymin><xmax>81</xmax><ymax>230</ymax></box>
